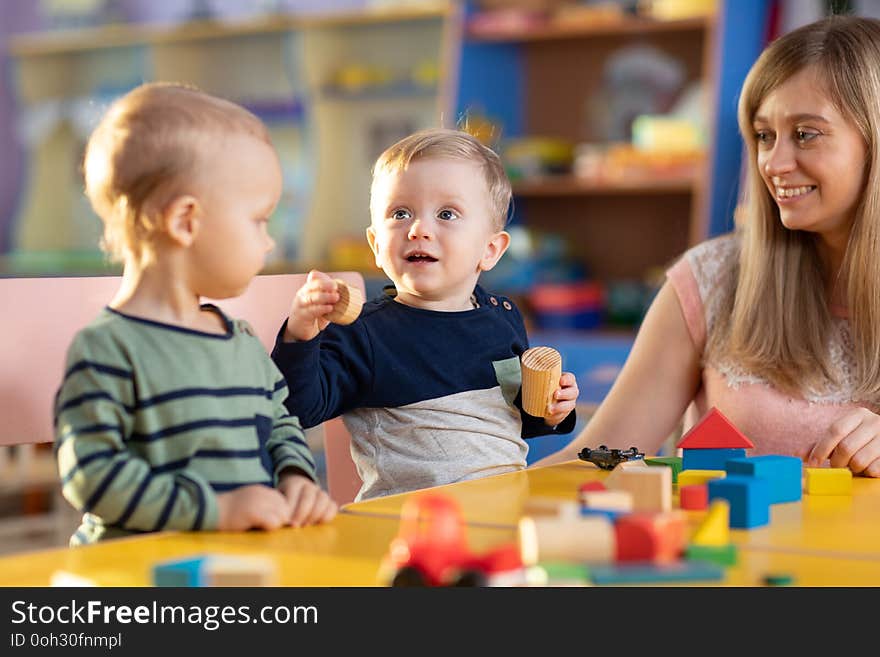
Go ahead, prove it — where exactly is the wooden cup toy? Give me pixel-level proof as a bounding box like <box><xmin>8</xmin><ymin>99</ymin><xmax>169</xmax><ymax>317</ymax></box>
<box><xmin>326</xmin><ymin>279</ymin><xmax>364</xmax><ymax>325</ymax></box>
<box><xmin>520</xmin><ymin>346</ymin><xmax>562</xmax><ymax>418</ymax></box>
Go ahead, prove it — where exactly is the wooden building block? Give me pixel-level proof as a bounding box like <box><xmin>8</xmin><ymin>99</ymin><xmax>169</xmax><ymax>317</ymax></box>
<box><xmin>590</xmin><ymin>561</ymin><xmax>724</xmax><ymax>585</ymax></box>
<box><xmin>677</xmin><ymin>469</ymin><xmax>726</xmax><ymax>488</ymax></box>
<box><xmin>804</xmin><ymin>467</ymin><xmax>852</xmax><ymax>495</ymax></box>
<box><xmin>580</xmin><ymin>489</ymin><xmax>633</xmax><ymax>512</ymax></box>
<box><xmin>578</xmin><ymin>480</ymin><xmax>607</xmax><ymax>494</ymax></box>
<box><xmin>646</xmin><ymin>456</ymin><xmax>682</xmax><ymax>483</ymax></box>
<box><xmin>677</xmin><ymin>407</ymin><xmax>755</xmax><ymax>449</ymax></box>
<box><xmin>726</xmin><ymin>455</ymin><xmax>802</xmax><ymax>504</ymax></box>
<box><xmin>520</xmin><ymin>346</ymin><xmax>562</xmax><ymax>418</ymax></box>
<box><xmin>685</xmin><ymin>543</ymin><xmax>737</xmax><ymax>567</ymax></box>
<box><xmin>523</xmin><ymin>496</ymin><xmax>580</xmax><ymax>519</ymax></box>
<box><xmin>606</xmin><ymin>465</ymin><xmax>671</xmax><ymax>512</ymax></box>
<box><xmin>614</xmin><ymin>511</ymin><xmax>687</xmax><ymax>563</ymax></box>
<box><xmin>518</xmin><ymin>514</ymin><xmax>615</xmax><ymax>565</ymax></box>
<box><xmin>326</xmin><ymin>278</ymin><xmax>364</xmax><ymax>325</ymax></box>
<box><xmin>683</xmin><ymin>447</ymin><xmax>746</xmax><ymax>471</ymax></box>
<box><xmin>679</xmin><ymin>483</ymin><xmax>708</xmax><ymax>510</ymax></box>
<box><xmin>691</xmin><ymin>500</ymin><xmax>729</xmax><ymax>546</ymax></box>
<box><xmin>708</xmin><ymin>476</ymin><xmax>770</xmax><ymax>529</ymax></box>
<box><xmin>204</xmin><ymin>556</ymin><xmax>278</xmax><ymax>586</ymax></box>
<box><xmin>152</xmin><ymin>555</ymin><xmax>278</xmax><ymax>587</ymax></box>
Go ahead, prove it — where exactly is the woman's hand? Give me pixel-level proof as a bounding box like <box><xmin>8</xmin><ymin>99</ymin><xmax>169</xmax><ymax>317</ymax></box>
<box><xmin>808</xmin><ymin>407</ymin><xmax>880</xmax><ymax>477</ymax></box>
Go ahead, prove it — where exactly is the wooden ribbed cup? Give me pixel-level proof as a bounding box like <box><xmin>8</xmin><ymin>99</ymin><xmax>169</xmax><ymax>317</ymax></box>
<box><xmin>520</xmin><ymin>346</ymin><xmax>562</xmax><ymax>418</ymax></box>
<box><xmin>326</xmin><ymin>279</ymin><xmax>364</xmax><ymax>325</ymax></box>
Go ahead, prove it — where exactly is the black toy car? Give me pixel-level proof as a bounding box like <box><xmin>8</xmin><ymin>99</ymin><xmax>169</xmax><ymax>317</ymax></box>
<box><xmin>577</xmin><ymin>445</ymin><xmax>645</xmax><ymax>470</ymax></box>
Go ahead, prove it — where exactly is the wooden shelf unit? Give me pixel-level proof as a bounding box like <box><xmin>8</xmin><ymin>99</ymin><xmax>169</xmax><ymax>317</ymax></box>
<box><xmin>461</xmin><ymin>9</ymin><xmax>718</xmax><ymax>281</ymax></box>
<box><xmin>5</xmin><ymin>2</ymin><xmax>462</xmax><ymax>274</ymax></box>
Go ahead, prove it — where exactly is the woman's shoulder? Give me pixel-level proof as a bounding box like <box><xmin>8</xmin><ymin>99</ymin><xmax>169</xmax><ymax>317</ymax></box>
<box><xmin>679</xmin><ymin>232</ymin><xmax>740</xmax><ymax>297</ymax></box>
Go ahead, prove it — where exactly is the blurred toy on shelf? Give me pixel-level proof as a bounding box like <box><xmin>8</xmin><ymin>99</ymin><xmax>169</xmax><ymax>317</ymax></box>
<box><xmin>323</xmin><ymin>60</ymin><xmax>439</xmax><ymax>99</ymax></box>
<box><xmin>327</xmin><ymin>236</ymin><xmax>377</xmax><ymax>272</ymax></box>
<box><xmin>586</xmin><ymin>43</ymin><xmax>685</xmax><ymax>142</ymax></box>
<box><xmin>529</xmin><ymin>281</ymin><xmax>605</xmax><ymax>331</ymax></box>
<box><xmin>502</xmin><ymin>137</ymin><xmax>575</xmax><ymax>181</ymax></box>
<box><xmin>631</xmin><ymin>115</ymin><xmax>703</xmax><ymax>152</ymax></box>
<box><xmin>639</xmin><ymin>0</ymin><xmax>717</xmax><ymax>20</ymax></box>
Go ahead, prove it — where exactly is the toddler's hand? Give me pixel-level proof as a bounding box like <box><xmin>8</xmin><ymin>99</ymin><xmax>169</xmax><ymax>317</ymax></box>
<box><xmin>216</xmin><ymin>484</ymin><xmax>290</xmax><ymax>531</ymax></box>
<box><xmin>544</xmin><ymin>371</ymin><xmax>579</xmax><ymax>428</ymax></box>
<box><xmin>278</xmin><ymin>472</ymin><xmax>338</xmax><ymax>527</ymax></box>
<box><xmin>284</xmin><ymin>270</ymin><xmax>341</xmax><ymax>342</ymax></box>
<box><xmin>807</xmin><ymin>407</ymin><xmax>880</xmax><ymax>477</ymax></box>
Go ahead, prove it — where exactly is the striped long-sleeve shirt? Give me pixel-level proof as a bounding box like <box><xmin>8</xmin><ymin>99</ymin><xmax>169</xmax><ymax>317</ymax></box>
<box><xmin>54</xmin><ymin>305</ymin><xmax>316</xmax><ymax>545</ymax></box>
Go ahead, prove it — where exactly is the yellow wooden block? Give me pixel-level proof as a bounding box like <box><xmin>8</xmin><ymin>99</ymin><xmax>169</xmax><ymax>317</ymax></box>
<box><xmin>678</xmin><ymin>469</ymin><xmax>726</xmax><ymax>487</ymax></box>
<box><xmin>691</xmin><ymin>500</ymin><xmax>729</xmax><ymax>546</ymax></box>
<box><xmin>804</xmin><ymin>468</ymin><xmax>852</xmax><ymax>495</ymax></box>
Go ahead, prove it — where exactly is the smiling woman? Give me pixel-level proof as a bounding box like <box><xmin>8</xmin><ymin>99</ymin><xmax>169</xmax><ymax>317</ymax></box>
<box><xmin>533</xmin><ymin>15</ymin><xmax>880</xmax><ymax>479</ymax></box>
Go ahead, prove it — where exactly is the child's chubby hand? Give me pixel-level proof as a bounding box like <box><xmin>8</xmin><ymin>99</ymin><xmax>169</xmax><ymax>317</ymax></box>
<box><xmin>216</xmin><ymin>484</ymin><xmax>291</xmax><ymax>532</ymax></box>
<box><xmin>277</xmin><ymin>470</ymin><xmax>338</xmax><ymax>527</ymax></box>
<box><xmin>284</xmin><ymin>270</ymin><xmax>342</xmax><ymax>342</ymax></box>
<box><xmin>807</xmin><ymin>407</ymin><xmax>880</xmax><ymax>477</ymax></box>
<box><xmin>544</xmin><ymin>371</ymin><xmax>579</xmax><ymax>428</ymax></box>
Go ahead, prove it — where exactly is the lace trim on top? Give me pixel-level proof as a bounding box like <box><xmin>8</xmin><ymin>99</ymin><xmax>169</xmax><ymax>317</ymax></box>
<box><xmin>686</xmin><ymin>234</ymin><xmax>859</xmax><ymax>405</ymax></box>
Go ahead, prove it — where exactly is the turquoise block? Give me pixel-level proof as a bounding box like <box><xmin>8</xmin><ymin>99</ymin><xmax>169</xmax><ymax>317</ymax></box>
<box><xmin>726</xmin><ymin>455</ymin><xmax>802</xmax><ymax>504</ymax></box>
<box><xmin>683</xmin><ymin>448</ymin><xmax>746</xmax><ymax>471</ymax></box>
<box><xmin>152</xmin><ymin>556</ymin><xmax>209</xmax><ymax>587</ymax></box>
<box><xmin>590</xmin><ymin>561</ymin><xmax>724</xmax><ymax>584</ymax></box>
<box><xmin>708</xmin><ymin>475</ymin><xmax>770</xmax><ymax>529</ymax></box>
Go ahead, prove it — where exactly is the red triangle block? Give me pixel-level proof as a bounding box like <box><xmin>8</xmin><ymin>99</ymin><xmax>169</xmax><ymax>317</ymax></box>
<box><xmin>677</xmin><ymin>407</ymin><xmax>755</xmax><ymax>449</ymax></box>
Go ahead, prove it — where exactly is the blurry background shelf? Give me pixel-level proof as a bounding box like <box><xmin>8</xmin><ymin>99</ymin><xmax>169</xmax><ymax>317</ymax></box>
<box><xmin>467</xmin><ymin>14</ymin><xmax>712</xmax><ymax>43</ymax></box>
<box><xmin>512</xmin><ymin>173</ymin><xmax>696</xmax><ymax>197</ymax></box>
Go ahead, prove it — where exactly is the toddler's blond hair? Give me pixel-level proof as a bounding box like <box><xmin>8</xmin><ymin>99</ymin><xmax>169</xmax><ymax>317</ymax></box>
<box><xmin>83</xmin><ymin>82</ymin><xmax>270</xmax><ymax>263</ymax></box>
<box><xmin>371</xmin><ymin>128</ymin><xmax>511</xmax><ymax>231</ymax></box>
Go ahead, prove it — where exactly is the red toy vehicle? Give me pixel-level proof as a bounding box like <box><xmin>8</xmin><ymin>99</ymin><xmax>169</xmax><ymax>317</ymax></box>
<box><xmin>381</xmin><ymin>493</ymin><xmax>523</xmax><ymax>587</ymax></box>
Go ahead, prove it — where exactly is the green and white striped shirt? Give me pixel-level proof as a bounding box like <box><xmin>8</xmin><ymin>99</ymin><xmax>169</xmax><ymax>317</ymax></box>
<box><xmin>54</xmin><ymin>305</ymin><xmax>315</xmax><ymax>545</ymax></box>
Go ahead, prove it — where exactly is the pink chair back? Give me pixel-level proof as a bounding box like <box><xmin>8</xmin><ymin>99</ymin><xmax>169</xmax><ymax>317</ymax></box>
<box><xmin>0</xmin><ymin>272</ymin><xmax>364</xmax><ymax>505</ymax></box>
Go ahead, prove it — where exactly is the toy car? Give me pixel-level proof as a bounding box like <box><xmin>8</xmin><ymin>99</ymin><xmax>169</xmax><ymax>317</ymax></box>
<box><xmin>380</xmin><ymin>493</ymin><xmax>523</xmax><ymax>587</ymax></box>
<box><xmin>578</xmin><ymin>444</ymin><xmax>645</xmax><ymax>470</ymax></box>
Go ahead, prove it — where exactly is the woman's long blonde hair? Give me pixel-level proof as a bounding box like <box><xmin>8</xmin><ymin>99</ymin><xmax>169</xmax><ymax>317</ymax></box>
<box><xmin>707</xmin><ymin>15</ymin><xmax>880</xmax><ymax>401</ymax></box>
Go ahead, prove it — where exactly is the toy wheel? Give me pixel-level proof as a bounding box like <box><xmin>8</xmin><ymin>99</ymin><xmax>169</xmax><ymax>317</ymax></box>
<box><xmin>391</xmin><ymin>566</ymin><xmax>428</xmax><ymax>587</ymax></box>
<box><xmin>451</xmin><ymin>569</ymin><xmax>488</xmax><ymax>587</ymax></box>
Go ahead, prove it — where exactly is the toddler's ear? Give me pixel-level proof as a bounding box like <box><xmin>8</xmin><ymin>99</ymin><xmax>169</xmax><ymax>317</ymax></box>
<box><xmin>366</xmin><ymin>226</ymin><xmax>383</xmax><ymax>269</ymax></box>
<box><xmin>163</xmin><ymin>195</ymin><xmax>201</xmax><ymax>247</ymax></box>
<box><xmin>479</xmin><ymin>230</ymin><xmax>511</xmax><ymax>272</ymax></box>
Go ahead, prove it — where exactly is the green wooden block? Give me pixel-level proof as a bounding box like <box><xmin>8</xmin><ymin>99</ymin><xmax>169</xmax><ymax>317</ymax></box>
<box><xmin>536</xmin><ymin>561</ymin><xmax>591</xmax><ymax>585</ymax></box>
<box><xmin>645</xmin><ymin>456</ymin><xmax>682</xmax><ymax>483</ymax></box>
<box><xmin>685</xmin><ymin>543</ymin><xmax>738</xmax><ymax>567</ymax></box>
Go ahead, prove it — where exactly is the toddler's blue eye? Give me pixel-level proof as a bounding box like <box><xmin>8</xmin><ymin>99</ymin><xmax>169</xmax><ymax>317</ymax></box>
<box><xmin>438</xmin><ymin>209</ymin><xmax>458</xmax><ymax>221</ymax></box>
<box><xmin>392</xmin><ymin>209</ymin><xmax>412</xmax><ymax>221</ymax></box>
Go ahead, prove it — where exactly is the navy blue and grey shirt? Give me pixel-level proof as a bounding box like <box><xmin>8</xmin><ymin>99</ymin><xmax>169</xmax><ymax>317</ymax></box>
<box><xmin>272</xmin><ymin>284</ymin><xmax>575</xmax><ymax>500</ymax></box>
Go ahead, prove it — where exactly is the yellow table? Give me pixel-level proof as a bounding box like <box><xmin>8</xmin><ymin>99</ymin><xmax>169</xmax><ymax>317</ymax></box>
<box><xmin>347</xmin><ymin>461</ymin><xmax>880</xmax><ymax>561</ymax></box>
<box><xmin>0</xmin><ymin>461</ymin><xmax>877</xmax><ymax>586</ymax></box>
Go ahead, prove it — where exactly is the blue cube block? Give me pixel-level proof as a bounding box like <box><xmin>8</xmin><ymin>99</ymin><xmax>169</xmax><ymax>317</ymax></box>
<box><xmin>683</xmin><ymin>448</ymin><xmax>746</xmax><ymax>471</ymax></box>
<box><xmin>708</xmin><ymin>475</ymin><xmax>770</xmax><ymax>529</ymax></box>
<box><xmin>152</xmin><ymin>556</ymin><xmax>208</xmax><ymax>587</ymax></box>
<box><xmin>725</xmin><ymin>455</ymin><xmax>802</xmax><ymax>504</ymax></box>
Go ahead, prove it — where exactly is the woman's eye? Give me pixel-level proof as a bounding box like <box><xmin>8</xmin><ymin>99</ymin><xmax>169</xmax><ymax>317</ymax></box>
<box><xmin>391</xmin><ymin>209</ymin><xmax>411</xmax><ymax>221</ymax></box>
<box><xmin>796</xmin><ymin>129</ymin><xmax>818</xmax><ymax>143</ymax></box>
<box><xmin>755</xmin><ymin>130</ymin><xmax>773</xmax><ymax>145</ymax></box>
<box><xmin>437</xmin><ymin>209</ymin><xmax>458</xmax><ymax>221</ymax></box>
